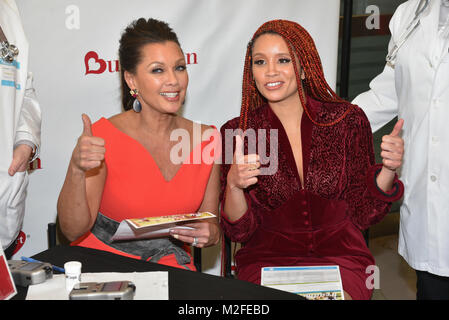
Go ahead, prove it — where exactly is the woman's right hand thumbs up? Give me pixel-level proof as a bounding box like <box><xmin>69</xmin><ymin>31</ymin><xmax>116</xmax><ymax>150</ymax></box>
<box><xmin>71</xmin><ymin>114</ymin><xmax>106</xmax><ymax>172</ymax></box>
<box><xmin>227</xmin><ymin>134</ymin><xmax>261</xmax><ymax>190</ymax></box>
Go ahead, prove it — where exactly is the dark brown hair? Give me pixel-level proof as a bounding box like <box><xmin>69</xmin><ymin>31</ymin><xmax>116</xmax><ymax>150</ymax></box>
<box><xmin>119</xmin><ymin>18</ymin><xmax>181</xmax><ymax>110</ymax></box>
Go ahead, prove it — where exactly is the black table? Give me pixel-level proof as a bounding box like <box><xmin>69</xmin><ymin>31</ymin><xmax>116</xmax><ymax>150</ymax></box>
<box><xmin>13</xmin><ymin>245</ymin><xmax>303</xmax><ymax>301</ymax></box>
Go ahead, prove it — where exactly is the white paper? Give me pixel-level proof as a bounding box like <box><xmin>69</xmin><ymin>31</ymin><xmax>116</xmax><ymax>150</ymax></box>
<box><xmin>111</xmin><ymin>223</ymin><xmax>194</xmax><ymax>241</ymax></box>
<box><xmin>261</xmin><ymin>266</ymin><xmax>344</xmax><ymax>300</ymax></box>
<box><xmin>111</xmin><ymin>212</ymin><xmax>216</xmax><ymax>241</ymax></box>
<box><xmin>26</xmin><ymin>271</ymin><xmax>168</xmax><ymax>300</ymax></box>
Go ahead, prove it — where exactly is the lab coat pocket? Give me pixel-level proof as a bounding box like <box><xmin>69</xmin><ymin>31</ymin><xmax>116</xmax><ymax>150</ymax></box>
<box><xmin>7</xmin><ymin>171</ymin><xmax>29</xmax><ymax>210</ymax></box>
<box><xmin>1</xmin><ymin>171</ymin><xmax>29</xmax><ymax>241</ymax></box>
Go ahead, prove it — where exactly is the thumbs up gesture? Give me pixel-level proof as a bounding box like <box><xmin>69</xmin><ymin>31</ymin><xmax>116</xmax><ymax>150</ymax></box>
<box><xmin>380</xmin><ymin>119</ymin><xmax>404</xmax><ymax>171</ymax></box>
<box><xmin>71</xmin><ymin>114</ymin><xmax>105</xmax><ymax>172</ymax></box>
<box><xmin>226</xmin><ymin>134</ymin><xmax>261</xmax><ymax>190</ymax></box>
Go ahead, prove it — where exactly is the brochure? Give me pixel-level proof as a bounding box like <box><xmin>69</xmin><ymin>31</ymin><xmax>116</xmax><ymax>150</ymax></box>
<box><xmin>261</xmin><ymin>265</ymin><xmax>344</xmax><ymax>300</ymax></box>
<box><xmin>111</xmin><ymin>211</ymin><xmax>216</xmax><ymax>241</ymax></box>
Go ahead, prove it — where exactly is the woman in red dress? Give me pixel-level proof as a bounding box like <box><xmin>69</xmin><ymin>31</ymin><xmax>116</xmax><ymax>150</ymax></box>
<box><xmin>220</xmin><ymin>20</ymin><xmax>405</xmax><ymax>299</ymax></box>
<box><xmin>57</xmin><ymin>18</ymin><xmax>221</xmax><ymax>270</ymax></box>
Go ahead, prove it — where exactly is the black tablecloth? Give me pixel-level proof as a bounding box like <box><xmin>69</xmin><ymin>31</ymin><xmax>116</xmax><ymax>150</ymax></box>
<box><xmin>13</xmin><ymin>245</ymin><xmax>303</xmax><ymax>300</ymax></box>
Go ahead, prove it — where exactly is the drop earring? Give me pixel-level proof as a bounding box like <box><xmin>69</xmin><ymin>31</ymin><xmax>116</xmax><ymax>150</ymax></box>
<box><xmin>130</xmin><ymin>89</ymin><xmax>141</xmax><ymax>113</ymax></box>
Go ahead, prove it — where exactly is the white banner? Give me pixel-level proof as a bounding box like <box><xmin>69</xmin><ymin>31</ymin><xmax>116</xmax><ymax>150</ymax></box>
<box><xmin>14</xmin><ymin>0</ymin><xmax>340</xmax><ymax>275</ymax></box>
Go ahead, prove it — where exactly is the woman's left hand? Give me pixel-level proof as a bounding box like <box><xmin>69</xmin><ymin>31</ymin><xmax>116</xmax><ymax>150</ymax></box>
<box><xmin>380</xmin><ymin>118</ymin><xmax>404</xmax><ymax>171</ymax></box>
<box><xmin>169</xmin><ymin>220</ymin><xmax>221</xmax><ymax>248</ymax></box>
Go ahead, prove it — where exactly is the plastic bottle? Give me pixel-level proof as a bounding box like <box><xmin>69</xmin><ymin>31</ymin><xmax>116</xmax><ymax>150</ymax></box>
<box><xmin>64</xmin><ymin>261</ymin><xmax>82</xmax><ymax>291</ymax></box>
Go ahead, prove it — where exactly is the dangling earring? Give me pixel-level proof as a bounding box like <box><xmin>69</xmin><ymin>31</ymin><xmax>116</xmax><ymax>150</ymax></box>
<box><xmin>130</xmin><ymin>89</ymin><xmax>141</xmax><ymax>113</ymax></box>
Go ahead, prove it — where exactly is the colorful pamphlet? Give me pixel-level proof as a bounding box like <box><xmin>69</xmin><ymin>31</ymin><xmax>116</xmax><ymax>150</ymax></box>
<box><xmin>261</xmin><ymin>265</ymin><xmax>344</xmax><ymax>300</ymax></box>
<box><xmin>111</xmin><ymin>212</ymin><xmax>216</xmax><ymax>241</ymax></box>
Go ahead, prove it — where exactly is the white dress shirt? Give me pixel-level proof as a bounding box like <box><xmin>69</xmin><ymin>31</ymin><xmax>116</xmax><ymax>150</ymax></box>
<box><xmin>353</xmin><ymin>0</ymin><xmax>449</xmax><ymax>276</ymax></box>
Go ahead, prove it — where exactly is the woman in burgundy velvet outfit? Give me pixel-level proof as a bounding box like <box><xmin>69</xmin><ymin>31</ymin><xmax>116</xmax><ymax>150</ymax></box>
<box><xmin>219</xmin><ymin>20</ymin><xmax>405</xmax><ymax>300</ymax></box>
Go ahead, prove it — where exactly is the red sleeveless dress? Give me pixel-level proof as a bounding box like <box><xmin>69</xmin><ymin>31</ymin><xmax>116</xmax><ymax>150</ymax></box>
<box><xmin>73</xmin><ymin>118</ymin><xmax>219</xmax><ymax>270</ymax></box>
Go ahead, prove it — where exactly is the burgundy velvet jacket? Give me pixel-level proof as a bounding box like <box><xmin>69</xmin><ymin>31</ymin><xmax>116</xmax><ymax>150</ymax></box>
<box><xmin>219</xmin><ymin>97</ymin><xmax>404</xmax><ymax>300</ymax></box>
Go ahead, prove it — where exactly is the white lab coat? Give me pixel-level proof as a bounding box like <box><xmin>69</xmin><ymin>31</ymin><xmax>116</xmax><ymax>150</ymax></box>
<box><xmin>353</xmin><ymin>0</ymin><xmax>449</xmax><ymax>276</ymax></box>
<box><xmin>0</xmin><ymin>0</ymin><xmax>41</xmax><ymax>250</ymax></box>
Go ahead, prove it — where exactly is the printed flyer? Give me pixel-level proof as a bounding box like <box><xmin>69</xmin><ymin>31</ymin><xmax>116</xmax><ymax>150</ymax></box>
<box><xmin>111</xmin><ymin>212</ymin><xmax>216</xmax><ymax>241</ymax></box>
<box><xmin>261</xmin><ymin>265</ymin><xmax>344</xmax><ymax>300</ymax></box>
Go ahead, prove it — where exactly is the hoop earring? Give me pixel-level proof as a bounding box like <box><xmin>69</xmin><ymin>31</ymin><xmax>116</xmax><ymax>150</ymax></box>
<box><xmin>130</xmin><ymin>89</ymin><xmax>141</xmax><ymax>113</ymax></box>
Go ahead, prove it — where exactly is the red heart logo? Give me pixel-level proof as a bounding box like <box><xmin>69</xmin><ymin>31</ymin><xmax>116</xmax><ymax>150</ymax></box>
<box><xmin>12</xmin><ymin>231</ymin><xmax>26</xmax><ymax>255</ymax></box>
<box><xmin>85</xmin><ymin>51</ymin><xmax>107</xmax><ymax>75</ymax></box>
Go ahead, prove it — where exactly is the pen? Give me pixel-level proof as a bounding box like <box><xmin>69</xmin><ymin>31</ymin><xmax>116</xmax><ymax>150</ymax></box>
<box><xmin>21</xmin><ymin>256</ymin><xmax>65</xmax><ymax>273</ymax></box>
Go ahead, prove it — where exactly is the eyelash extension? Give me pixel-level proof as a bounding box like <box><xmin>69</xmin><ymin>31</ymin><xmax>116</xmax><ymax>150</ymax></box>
<box><xmin>252</xmin><ymin>57</ymin><xmax>291</xmax><ymax>65</ymax></box>
<box><xmin>151</xmin><ymin>65</ymin><xmax>186</xmax><ymax>73</ymax></box>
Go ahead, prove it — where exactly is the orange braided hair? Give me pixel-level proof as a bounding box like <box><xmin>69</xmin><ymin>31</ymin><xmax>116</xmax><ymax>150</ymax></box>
<box><xmin>239</xmin><ymin>19</ymin><xmax>352</xmax><ymax>130</ymax></box>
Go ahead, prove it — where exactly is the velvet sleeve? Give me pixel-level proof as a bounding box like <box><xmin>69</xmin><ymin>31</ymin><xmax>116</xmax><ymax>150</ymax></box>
<box><xmin>343</xmin><ymin>107</ymin><xmax>404</xmax><ymax>230</ymax></box>
<box><xmin>219</xmin><ymin>119</ymin><xmax>259</xmax><ymax>243</ymax></box>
